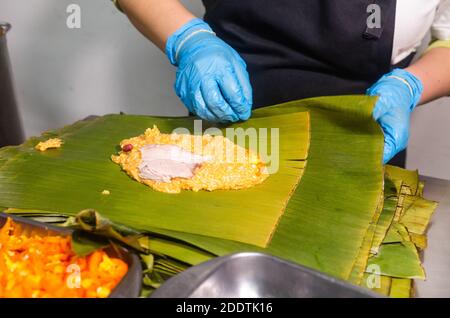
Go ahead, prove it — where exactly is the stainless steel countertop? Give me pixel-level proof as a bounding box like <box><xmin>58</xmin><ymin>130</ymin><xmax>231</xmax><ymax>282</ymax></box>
<box><xmin>415</xmin><ymin>176</ymin><xmax>450</xmax><ymax>297</ymax></box>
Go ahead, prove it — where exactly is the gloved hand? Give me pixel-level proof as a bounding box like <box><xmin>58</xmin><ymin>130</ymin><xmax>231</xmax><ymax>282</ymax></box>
<box><xmin>166</xmin><ymin>18</ymin><xmax>252</xmax><ymax>123</ymax></box>
<box><xmin>367</xmin><ymin>68</ymin><xmax>424</xmax><ymax>164</ymax></box>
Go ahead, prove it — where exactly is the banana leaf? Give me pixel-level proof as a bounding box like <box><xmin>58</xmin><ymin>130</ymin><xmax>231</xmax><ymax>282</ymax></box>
<box><xmin>389</xmin><ymin>223</ymin><xmax>413</xmax><ymax>243</ymax></box>
<box><xmin>417</xmin><ymin>181</ymin><xmax>425</xmax><ymax>197</ymax></box>
<box><xmin>409</xmin><ymin>233</ymin><xmax>427</xmax><ymax>250</ymax></box>
<box><xmin>128</xmin><ymin>95</ymin><xmax>385</xmax><ymax>279</ymax></box>
<box><xmin>0</xmin><ymin>112</ymin><xmax>310</xmax><ymax>247</ymax></box>
<box><xmin>348</xmin><ymin>190</ymin><xmax>384</xmax><ymax>284</ymax></box>
<box><xmin>399</xmin><ymin>195</ymin><xmax>437</xmax><ymax>235</ymax></box>
<box><xmin>350</xmin><ymin>176</ymin><xmax>400</xmax><ymax>285</ymax></box>
<box><xmin>71</xmin><ymin>230</ymin><xmax>110</xmax><ymax>256</ymax></box>
<box><xmin>0</xmin><ymin>95</ymin><xmax>385</xmax><ymax>281</ymax></box>
<box><xmin>370</xmin><ymin>193</ymin><xmax>398</xmax><ymax>254</ymax></box>
<box><xmin>362</xmin><ymin>165</ymin><xmax>438</xmax><ymax>296</ymax></box>
<box><xmin>383</xmin><ymin>225</ymin><xmax>408</xmax><ymax>244</ymax></box>
<box><xmin>360</xmin><ymin>273</ymin><xmax>392</xmax><ymax>296</ymax></box>
<box><xmin>385</xmin><ymin>165</ymin><xmax>419</xmax><ymax>195</ymax></box>
<box><xmin>139</xmin><ymin>236</ymin><xmax>214</xmax><ymax>266</ymax></box>
<box><xmin>390</xmin><ymin>278</ymin><xmax>413</xmax><ymax>298</ymax></box>
<box><xmin>367</xmin><ymin>242</ymin><xmax>425</xmax><ymax>279</ymax></box>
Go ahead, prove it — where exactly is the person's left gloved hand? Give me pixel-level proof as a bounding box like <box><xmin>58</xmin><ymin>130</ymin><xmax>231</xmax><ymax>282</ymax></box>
<box><xmin>367</xmin><ymin>68</ymin><xmax>424</xmax><ymax>164</ymax></box>
<box><xmin>166</xmin><ymin>19</ymin><xmax>252</xmax><ymax>123</ymax></box>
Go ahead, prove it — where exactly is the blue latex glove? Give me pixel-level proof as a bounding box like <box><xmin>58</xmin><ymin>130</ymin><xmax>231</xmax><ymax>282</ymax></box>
<box><xmin>166</xmin><ymin>19</ymin><xmax>252</xmax><ymax>123</ymax></box>
<box><xmin>367</xmin><ymin>69</ymin><xmax>424</xmax><ymax>164</ymax></box>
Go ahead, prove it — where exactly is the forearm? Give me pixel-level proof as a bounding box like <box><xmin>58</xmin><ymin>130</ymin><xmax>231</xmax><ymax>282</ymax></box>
<box><xmin>119</xmin><ymin>0</ymin><xmax>196</xmax><ymax>51</ymax></box>
<box><xmin>406</xmin><ymin>47</ymin><xmax>450</xmax><ymax>104</ymax></box>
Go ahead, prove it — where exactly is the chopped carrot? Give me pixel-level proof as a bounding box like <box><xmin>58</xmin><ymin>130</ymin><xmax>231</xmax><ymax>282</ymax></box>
<box><xmin>87</xmin><ymin>250</ymin><xmax>103</xmax><ymax>273</ymax></box>
<box><xmin>0</xmin><ymin>218</ymin><xmax>128</xmax><ymax>298</ymax></box>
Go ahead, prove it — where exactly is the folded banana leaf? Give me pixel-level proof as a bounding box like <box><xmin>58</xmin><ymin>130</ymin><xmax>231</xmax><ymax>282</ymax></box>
<box><xmin>351</xmin><ymin>167</ymin><xmax>436</xmax><ymax>290</ymax></box>
<box><xmin>360</xmin><ymin>165</ymin><xmax>438</xmax><ymax>296</ymax></box>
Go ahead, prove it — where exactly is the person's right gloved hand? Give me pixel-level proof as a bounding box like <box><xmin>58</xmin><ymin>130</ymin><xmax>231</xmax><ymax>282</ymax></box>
<box><xmin>166</xmin><ymin>18</ymin><xmax>253</xmax><ymax>123</ymax></box>
<box><xmin>367</xmin><ymin>69</ymin><xmax>423</xmax><ymax>164</ymax></box>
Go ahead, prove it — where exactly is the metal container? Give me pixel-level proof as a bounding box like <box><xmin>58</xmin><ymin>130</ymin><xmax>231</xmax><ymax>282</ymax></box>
<box><xmin>152</xmin><ymin>252</ymin><xmax>380</xmax><ymax>298</ymax></box>
<box><xmin>0</xmin><ymin>22</ymin><xmax>24</xmax><ymax>147</ymax></box>
<box><xmin>0</xmin><ymin>213</ymin><xmax>142</xmax><ymax>298</ymax></box>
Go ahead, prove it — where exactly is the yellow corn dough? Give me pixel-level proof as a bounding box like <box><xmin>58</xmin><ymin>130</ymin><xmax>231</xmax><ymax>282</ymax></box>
<box><xmin>112</xmin><ymin>126</ymin><xmax>269</xmax><ymax>194</ymax></box>
<box><xmin>35</xmin><ymin>138</ymin><xmax>63</xmax><ymax>151</ymax></box>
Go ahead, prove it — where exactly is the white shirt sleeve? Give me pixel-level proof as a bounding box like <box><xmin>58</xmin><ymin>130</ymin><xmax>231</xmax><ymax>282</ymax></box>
<box><xmin>431</xmin><ymin>0</ymin><xmax>450</xmax><ymax>40</ymax></box>
<box><xmin>392</xmin><ymin>0</ymin><xmax>450</xmax><ymax>64</ymax></box>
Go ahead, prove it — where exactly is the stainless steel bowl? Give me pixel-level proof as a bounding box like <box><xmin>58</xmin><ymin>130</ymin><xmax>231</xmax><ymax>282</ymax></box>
<box><xmin>0</xmin><ymin>212</ymin><xmax>142</xmax><ymax>298</ymax></box>
<box><xmin>0</xmin><ymin>22</ymin><xmax>24</xmax><ymax>148</ymax></box>
<box><xmin>152</xmin><ymin>252</ymin><xmax>379</xmax><ymax>298</ymax></box>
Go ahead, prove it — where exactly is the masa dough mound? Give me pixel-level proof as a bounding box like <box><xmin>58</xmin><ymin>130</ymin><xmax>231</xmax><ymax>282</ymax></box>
<box><xmin>111</xmin><ymin>126</ymin><xmax>269</xmax><ymax>194</ymax></box>
<box><xmin>35</xmin><ymin>138</ymin><xmax>63</xmax><ymax>151</ymax></box>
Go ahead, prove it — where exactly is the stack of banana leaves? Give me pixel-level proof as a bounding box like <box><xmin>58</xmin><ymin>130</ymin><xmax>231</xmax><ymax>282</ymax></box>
<box><xmin>0</xmin><ymin>96</ymin><xmax>437</xmax><ymax>297</ymax></box>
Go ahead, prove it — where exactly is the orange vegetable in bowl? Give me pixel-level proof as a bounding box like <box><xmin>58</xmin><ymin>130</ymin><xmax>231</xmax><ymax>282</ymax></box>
<box><xmin>0</xmin><ymin>217</ymin><xmax>128</xmax><ymax>298</ymax></box>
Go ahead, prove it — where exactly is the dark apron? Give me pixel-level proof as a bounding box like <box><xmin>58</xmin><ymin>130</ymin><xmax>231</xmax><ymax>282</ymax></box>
<box><xmin>203</xmin><ymin>0</ymin><xmax>410</xmax><ymax>166</ymax></box>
